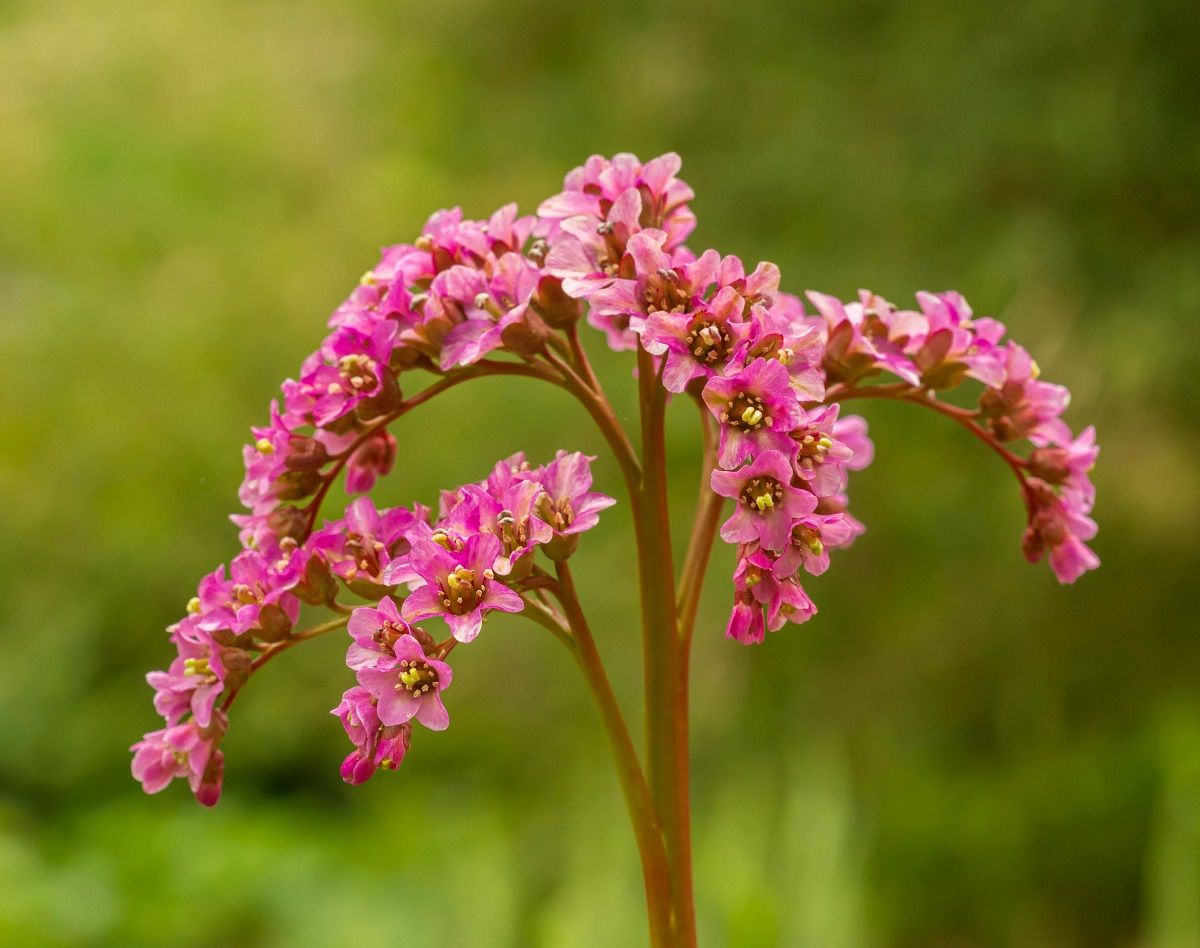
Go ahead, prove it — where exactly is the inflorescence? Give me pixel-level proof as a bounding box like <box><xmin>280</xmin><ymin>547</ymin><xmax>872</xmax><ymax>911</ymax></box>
<box><xmin>133</xmin><ymin>153</ymin><xmax>1098</xmax><ymax>805</ymax></box>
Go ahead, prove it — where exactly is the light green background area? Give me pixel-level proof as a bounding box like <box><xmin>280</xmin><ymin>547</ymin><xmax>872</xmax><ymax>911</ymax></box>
<box><xmin>1</xmin><ymin>1</ymin><xmax>1197</xmax><ymax>944</ymax></box>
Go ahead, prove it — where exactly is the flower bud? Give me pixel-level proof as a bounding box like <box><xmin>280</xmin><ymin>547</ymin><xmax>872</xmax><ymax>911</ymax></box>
<box><xmin>535</xmin><ymin>276</ymin><xmax>583</xmax><ymax>328</ymax></box>
<box><xmin>500</xmin><ymin>307</ymin><xmax>550</xmax><ymax>356</ymax></box>
<box><xmin>254</xmin><ymin>602</ymin><xmax>293</xmax><ymax>642</ymax></box>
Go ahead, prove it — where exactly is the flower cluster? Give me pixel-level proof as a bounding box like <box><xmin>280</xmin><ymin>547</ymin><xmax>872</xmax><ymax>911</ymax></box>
<box><xmin>133</xmin><ymin>151</ymin><xmax>1098</xmax><ymax>805</ymax></box>
<box><xmin>134</xmin><ymin>451</ymin><xmax>613</xmax><ymax>801</ymax></box>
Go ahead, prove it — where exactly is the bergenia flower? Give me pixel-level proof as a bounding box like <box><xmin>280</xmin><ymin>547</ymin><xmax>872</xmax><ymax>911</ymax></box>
<box><xmin>130</xmin><ymin>714</ymin><xmax>226</xmax><ymax>806</ymax></box>
<box><xmin>772</xmin><ymin>513</ymin><xmax>857</xmax><ymax>578</ymax></box>
<box><xmin>400</xmin><ymin>533</ymin><xmax>523</xmax><ymax>642</ymax></box>
<box><xmin>710</xmin><ymin>450</ymin><xmax>818</xmax><ymax>552</ymax></box>
<box><xmin>356</xmin><ymin>633</ymin><xmax>453</xmax><ymax>731</ymax></box>
<box><xmin>1021</xmin><ymin>478</ymin><xmax>1100</xmax><ymax>584</ymax></box>
<box><xmin>702</xmin><ymin>358</ymin><xmax>802</xmax><ymax>468</ymax></box>
<box><xmin>346</xmin><ymin>596</ymin><xmax>414</xmax><ymax>671</ymax></box>
<box><xmin>533</xmin><ymin>451</ymin><xmax>617</xmax><ymax>538</ymax></box>
<box><xmin>192</xmin><ymin>549</ymin><xmax>300</xmax><ymax>637</ymax></box>
<box><xmin>641</xmin><ymin>285</ymin><xmax>752</xmax><ymax>393</ymax></box>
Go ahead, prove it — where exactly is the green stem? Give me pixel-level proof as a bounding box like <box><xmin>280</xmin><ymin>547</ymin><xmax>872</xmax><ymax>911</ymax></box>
<box><xmin>635</xmin><ymin>348</ymin><xmax>696</xmax><ymax>945</ymax></box>
<box><xmin>676</xmin><ymin>403</ymin><xmax>725</xmax><ymax>648</ymax></box>
<box><xmin>550</xmin><ymin>566</ymin><xmax>674</xmax><ymax>948</ymax></box>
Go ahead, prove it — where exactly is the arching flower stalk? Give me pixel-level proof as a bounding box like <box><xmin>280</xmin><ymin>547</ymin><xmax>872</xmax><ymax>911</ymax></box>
<box><xmin>133</xmin><ymin>153</ymin><xmax>1099</xmax><ymax>947</ymax></box>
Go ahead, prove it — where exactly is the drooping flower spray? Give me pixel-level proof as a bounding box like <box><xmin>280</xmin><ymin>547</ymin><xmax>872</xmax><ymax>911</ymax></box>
<box><xmin>133</xmin><ymin>153</ymin><xmax>1098</xmax><ymax>946</ymax></box>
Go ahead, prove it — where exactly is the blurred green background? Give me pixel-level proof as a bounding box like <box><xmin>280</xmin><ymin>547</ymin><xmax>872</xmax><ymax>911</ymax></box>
<box><xmin>2</xmin><ymin>0</ymin><xmax>1197</xmax><ymax>944</ymax></box>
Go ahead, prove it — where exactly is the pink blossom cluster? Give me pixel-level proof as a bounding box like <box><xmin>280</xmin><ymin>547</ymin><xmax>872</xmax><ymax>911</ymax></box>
<box><xmin>806</xmin><ymin>290</ymin><xmax>1100</xmax><ymax>583</ymax></box>
<box><xmin>134</xmin><ymin>451</ymin><xmax>613</xmax><ymax>801</ymax></box>
<box><xmin>133</xmin><ymin>151</ymin><xmax>1098</xmax><ymax>804</ymax></box>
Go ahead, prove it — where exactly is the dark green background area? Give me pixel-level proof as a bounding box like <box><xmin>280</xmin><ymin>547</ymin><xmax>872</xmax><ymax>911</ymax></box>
<box><xmin>1</xmin><ymin>1</ymin><xmax>1196</xmax><ymax>944</ymax></box>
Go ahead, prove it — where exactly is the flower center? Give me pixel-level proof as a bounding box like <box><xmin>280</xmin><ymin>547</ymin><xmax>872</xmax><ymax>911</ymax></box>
<box><xmin>792</xmin><ymin>524</ymin><xmax>823</xmax><ymax>555</ymax></box>
<box><xmin>722</xmin><ymin>393</ymin><xmax>769</xmax><ymax>430</ymax></box>
<box><xmin>793</xmin><ymin>432</ymin><xmax>833</xmax><ymax>469</ymax></box>
<box><xmin>183</xmin><ymin>657</ymin><xmax>215</xmax><ymax>682</ymax></box>
<box><xmin>642</xmin><ymin>268</ymin><xmax>689</xmax><ymax>314</ymax></box>
<box><xmin>440</xmin><ymin>565</ymin><xmax>488</xmax><ymax>615</ymax></box>
<box><xmin>336</xmin><ymin>354</ymin><xmax>378</xmax><ymax>393</ymax></box>
<box><xmin>344</xmin><ymin>532</ymin><xmax>384</xmax><ymax>576</ymax></box>
<box><xmin>739</xmin><ymin>476</ymin><xmax>783</xmax><ymax>514</ymax></box>
<box><xmin>231</xmin><ymin>583</ymin><xmax>263</xmax><ymax>605</ymax></box>
<box><xmin>395</xmin><ymin>658</ymin><xmax>439</xmax><ymax>697</ymax></box>
<box><xmin>372</xmin><ymin>619</ymin><xmax>406</xmax><ymax>652</ymax></box>
<box><xmin>537</xmin><ymin>495</ymin><xmax>575</xmax><ymax>532</ymax></box>
<box><xmin>496</xmin><ymin>509</ymin><xmax>529</xmax><ymax>552</ymax></box>
<box><xmin>684</xmin><ymin>320</ymin><xmax>729</xmax><ymax>365</ymax></box>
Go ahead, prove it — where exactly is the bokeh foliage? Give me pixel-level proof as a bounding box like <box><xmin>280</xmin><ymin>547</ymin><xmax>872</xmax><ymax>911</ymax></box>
<box><xmin>1</xmin><ymin>0</ymin><xmax>1197</xmax><ymax>944</ymax></box>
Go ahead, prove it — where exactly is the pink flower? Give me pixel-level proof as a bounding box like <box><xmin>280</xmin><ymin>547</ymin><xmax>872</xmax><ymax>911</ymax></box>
<box><xmin>356</xmin><ymin>634</ymin><xmax>453</xmax><ymax>731</ymax></box>
<box><xmin>286</xmin><ymin>321</ymin><xmax>399</xmax><ymax>429</ymax></box>
<box><xmin>346</xmin><ymin>596</ymin><xmax>414</xmax><ymax>671</ymax></box>
<box><xmin>725</xmin><ymin>548</ymin><xmax>817</xmax><ymax>644</ymax></box>
<box><xmin>345</xmin><ymin>428</ymin><xmax>397</xmax><ymax>495</ymax></box>
<box><xmin>538</xmin><ymin>152</ymin><xmax>696</xmax><ymax>250</ymax></box>
<box><xmin>532</xmin><ymin>451</ymin><xmax>617</xmax><ymax>537</ymax></box>
<box><xmin>641</xmin><ymin>286</ymin><xmax>752</xmax><ymax>393</ymax></box>
<box><xmin>400</xmin><ymin>534</ymin><xmax>524</xmax><ymax>642</ymax></box>
<box><xmin>710</xmin><ymin>450</ymin><xmax>818</xmax><ymax>552</ymax></box>
<box><xmin>1028</xmin><ymin>425</ymin><xmax>1098</xmax><ymax>505</ymax></box>
<box><xmin>130</xmin><ymin>714</ymin><xmax>226</xmax><ymax>806</ymax></box>
<box><xmin>309</xmin><ymin>497</ymin><xmax>424</xmax><ymax>586</ymax></box>
<box><xmin>785</xmin><ymin>405</ymin><xmax>856</xmax><ymax>498</ymax></box>
<box><xmin>808</xmin><ymin>290</ymin><xmax>922</xmax><ymax>386</ymax></box>
<box><xmin>192</xmin><ymin>549</ymin><xmax>301</xmax><ymax>637</ymax></box>
<box><xmin>702</xmin><ymin>358</ymin><xmax>802</xmax><ymax>468</ymax></box>
<box><xmin>1021</xmin><ymin>478</ymin><xmax>1100</xmax><ymax>584</ymax></box>
<box><xmin>980</xmin><ymin>342</ymin><xmax>1072</xmax><ymax>446</ymax></box>
<box><xmin>332</xmin><ymin>686</ymin><xmax>414</xmax><ymax>784</ymax></box>
<box><xmin>773</xmin><ymin>513</ymin><xmax>857</xmax><ymax>578</ymax></box>
<box><xmin>437</xmin><ymin>252</ymin><xmax>542</xmax><ymax>369</ymax></box>
<box><xmin>908</xmin><ymin>290</ymin><xmax>1007</xmax><ymax>389</ymax></box>
<box><xmin>147</xmin><ymin>621</ymin><xmax>249</xmax><ymax>728</ymax></box>
<box><xmin>736</xmin><ymin>302</ymin><xmax>826</xmax><ymax>403</ymax></box>
<box><xmin>448</xmin><ymin>482</ymin><xmax>553</xmax><ymax>576</ymax></box>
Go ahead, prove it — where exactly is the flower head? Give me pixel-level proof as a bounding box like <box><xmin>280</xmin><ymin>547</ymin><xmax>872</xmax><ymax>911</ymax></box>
<box><xmin>400</xmin><ymin>534</ymin><xmax>524</xmax><ymax>642</ymax></box>
<box><xmin>710</xmin><ymin>451</ymin><xmax>818</xmax><ymax>552</ymax></box>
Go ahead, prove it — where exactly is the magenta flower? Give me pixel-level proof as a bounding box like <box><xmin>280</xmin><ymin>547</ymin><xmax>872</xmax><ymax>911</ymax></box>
<box><xmin>710</xmin><ymin>450</ymin><xmax>818</xmax><ymax>552</ymax></box>
<box><xmin>1021</xmin><ymin>478</ymin><xmax>1100</xmax><ymax>584</ymax></box>
<box><xmin>641</xmin><ymin>286</ymin><xmax>753</xmax><ymax>392</ymax></box>
<box><xmin>980</xmin><ymin>342</ymin><xmax>1073</xmax><ymax>446</ymax></box>
<box><xmin>788</xmin><ymin>405</ymin><xmax>857</xmax><ymax>498</ymax></box>
<box><xmin>345</xmin><ymin>596</ymin><xmax>415</xmax><ymax>671</ymax></box>
<box><xmin>702</xmin><ymin>358</ymin><xmax>802</xmax><ymax>468</ymax></box>
<box><xmin>130</xmin><ymin>714</ymin><xmax>226</xmax><ymax>806</ymax></box>
<box><xmin>192</xmin><ymin>549</ymin><xmax>300</xmax><ymax>637</ymax></box>
<box><xmin>309</xmin><ymin>497</ymin><xmax>424</xmax><ymax>586</ymax></box>
<box><xmin>357</xmin><ymin>633</ymin><xmax>453</xmax><ymax>731</ymax></box>
<box><xmin>772</xmin><ymin>513</ymin><xmax>857</xmax><ymax>578</ymax></box>
<box><xmin>345</xmin><ymin>428</ymin><xmax>397</xmax><ymax>495</ymax></box>
<box><xmin>400</xmin><ymin>533</ymin><xmax>523</xmax><ymax>642</ymax></box>
<box><xmin>533</xmin><ymin>451</ymin><xmax>617</xmax><ymax>538</ymax></box>
<box><xmin>146</xmin><ymin>621</ymin><xmax>249</xmax><ymax>728</ymax></box>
